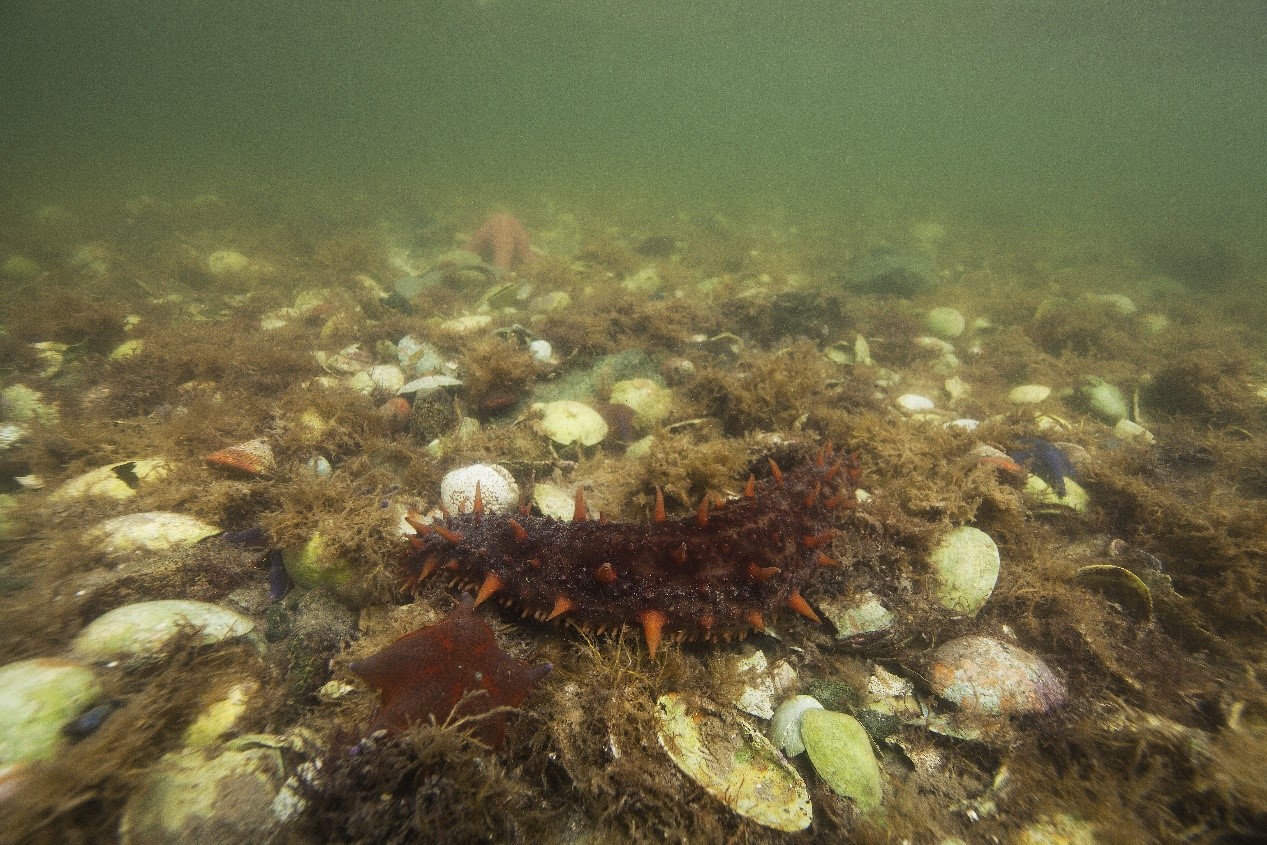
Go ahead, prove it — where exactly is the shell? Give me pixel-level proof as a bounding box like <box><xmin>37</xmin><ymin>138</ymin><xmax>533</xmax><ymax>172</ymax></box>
<box><xmin>0</xmin><ymin>658</ymin><xmax>102</xmax><ymax>765</ymax></box>
<box><xmin>655</xmin><ymin>692</ymin><xmax>812</xmax><ymax>832</ymax></box>
<box><xmin>206</xmin><ymin>438</ymin><xmax>275</xmax><ymax>476</ymax></box>
<box><xmin>799</xmin><ymin>709</ymin><xmax>885</xmax><ymax>813</ymax></box>
<box><xmin>928</xmin><ymin>526</ymin><xmax>1000</xmax><ymax>615</ymax></box>
<box><xmin>70</xmin><ymin>599</ymin><xmax>255</xmax><ymax>664</ymax></box>
<box><xmin>929</xmin><ymin>635</ymin><xmax>1066</xmax><ymax>715</ymax></box>
<box><xmin>86</xmin><ymin>511</ymin><xmax>219</xmax><ymax>557</ymax></box>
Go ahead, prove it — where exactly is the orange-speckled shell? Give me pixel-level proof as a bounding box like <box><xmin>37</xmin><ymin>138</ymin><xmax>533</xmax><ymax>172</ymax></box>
<box><xmin>206</xmin><ymin>438</ymin><xmax>275</xmax><ymax>476</ymax></box>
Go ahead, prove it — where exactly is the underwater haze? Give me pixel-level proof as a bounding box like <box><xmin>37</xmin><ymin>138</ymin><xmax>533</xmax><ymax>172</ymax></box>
<box><xmin>3</xmin><ymin>0</ymin><xmax>1266</xmax><ymax>234</ymax></box>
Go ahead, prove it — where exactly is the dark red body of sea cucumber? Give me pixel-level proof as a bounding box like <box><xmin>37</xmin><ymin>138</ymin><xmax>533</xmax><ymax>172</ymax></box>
<box><xmin>402</xmin><ymin>448</ymin><xmax>859</xmax><ymax>656</ymax></box>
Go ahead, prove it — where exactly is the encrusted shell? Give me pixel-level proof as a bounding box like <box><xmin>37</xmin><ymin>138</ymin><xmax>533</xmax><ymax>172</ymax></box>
<box><xmin>929</xmin><ymin>635</ymin><xmax>1066</xmax><ymax>715</ymax></box>
<box><xmin>654</xmin><ymin>692</ymin><xmax>811</xmax><ymax>832</ymax></box>
<box><xmin>205</xmin><ymin>438</ymin><xmax>275</xmax><ymax>476</ymax></box>
<box><xmin>440</xmin><ymin>463</ymin><xmax>519</xmax><ymax>514</ymax></box>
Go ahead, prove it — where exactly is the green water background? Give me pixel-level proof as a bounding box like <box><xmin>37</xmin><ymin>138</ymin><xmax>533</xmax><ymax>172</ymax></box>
<box><xmin>2</xmin><ymin>0</ymin><xmax>1264</xmax><ymax>239</ymax></box>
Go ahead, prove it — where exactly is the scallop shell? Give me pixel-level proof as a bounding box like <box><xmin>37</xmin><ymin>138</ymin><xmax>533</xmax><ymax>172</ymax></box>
<box><xmin>206</xmin><ymin>439</ymin><xmax>275</xmax><ymax>476</ymax></box>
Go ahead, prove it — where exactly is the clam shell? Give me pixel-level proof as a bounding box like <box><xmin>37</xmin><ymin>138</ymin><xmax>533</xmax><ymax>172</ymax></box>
<box><xmin>929</xmin><ymin>635</ymin><xmax>1066</xmax><ymax>715</ymax></box>
<box><xmin>799</xmin><ymin>709</ymin><xmax>885</xmax><ymax>813</ymax></box>
<box><xmin>928</xmin><ymin>526</ymin><xmax>1000</xmax><ymax>615</ymax></box>
<box><xmin>655</xmin><ymin>692</ymin><xmax>811</xmax><ymax>832</ymax></box>
<box><xmin>86</xmin><ymin>511</ymin><xmax>219</xmax><ymax>557</ymax></box>
<box><xmin>70</xmin><ymin>599</ymin><xmax>254</xmax><ymax>664</ymax></box>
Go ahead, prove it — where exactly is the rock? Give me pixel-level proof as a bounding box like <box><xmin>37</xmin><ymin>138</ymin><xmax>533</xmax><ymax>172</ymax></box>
<box><xmin>928</xmin><ymin>635</ymin><xmax>1066</xmax><ymax>715</ymax></box>
<box><xmin>925</xmin><ymin>307</ymin><xmax>967</xmax><ymax>339</ymax></box>
<box><xmin>1080</xmin><ymin>377</ymin><xmax>1129</xmax><ymax>423</ymax></box>
<box><xmin>205</xmin><ymin>249</ymin><xmax>251</xmax><ymax>274</ymax></box>
<box><xmin>439</xmin><ymin>463</ymin><xmax>519</xmax><ymax>514</ymax></box>
<box><xmin>534</xmin><ymin>400</ymin><xmax>608</xmax><ymax>446</ymax></box>
<box><xmin>70</xmin><ymin>600</ymin><xmax>255</xmax><ymax>665</ymax></box>
<box><xmin>1008</xmin><ymin>384</ymin><xmax>1052</xmax><ymax>405</ymax></box>
<box><xmin>85</xmin><ymin>512</ymin><xmax>219</xmax><ymax>557</ymax></box>
<box><xmin>654</xmin><ymin>693</ymin><xmax>812</xmax><ymax>832</ymax></box>
<box><xmin>1</xmin><ymin>384</ymin><xmax>58</xmax><ymax>424</ymax></box>
<box><xmin>818</xmin><ymin>592</ymin><xmax>895</xmax><ymax>639</ymax></box>
<box><xmin>1024</xmin><ymin>474</ymin><xmax>1090</xmax><ymax>514</ymax></box>
<box><xmin>0</xmin><ymin>658</ymin><xmax>102</xmax><ymax>765</ymax></box>
<box><xmin>50</xmin><ymin>459</ymin><xmax>169</xmax><ymax>503</ymax></box>
<box><xmin>799</xmin><ymin>709</ymin><xmax>884</xmax><ymax>813</ymax></box>
<box><xmin>928</xmin><ymin>526</ymin><xmax>1000</xmax><ymax>615</ymax></box>
<box><xmin>770</xmin><ymin>695</ymin><xmax>824</xmax><ymax>757</ymax></box>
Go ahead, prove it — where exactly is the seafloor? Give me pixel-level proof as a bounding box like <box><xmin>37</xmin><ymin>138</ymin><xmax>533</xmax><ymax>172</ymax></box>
<box><xmin>0</xmin><ymin>190</ymin><xmax>1265</xmax><ymax>845</ymax></box>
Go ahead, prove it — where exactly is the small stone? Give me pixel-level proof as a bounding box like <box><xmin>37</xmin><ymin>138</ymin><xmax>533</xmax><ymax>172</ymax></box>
<box><xmin>819</xmin><ymin>592</ymin><xmax>895</xmax><ymax>639</ymax></box>
<box><xmin>928</xmin><ymin>526</ymin><xmax>1000</xmax><ymax>615</ymax></box>
<box><xmin>283</xmin><ymin>532</ymin><xmax>359</xmax><ymax>598</ymax></box>
<box><xmin>1113</xmin><ymin>418</ymin><xmax>1154</xmax><ymax>442</ymax></box>
<box><xmin>70</xmin><ymin>600</ymin><xmax>255</xmax><ymax>665</ymax></box>
<box><xmin>770</xmin><ymin>695</ymin><xmax>824</xmax><ymax>757</ymax></box>
<box><xmin>609</xmin><ymin>378</ymin><xmax>673</xmax><ymax>429</ymax></box>
<box><xmin>1008</xmin><ymin>384</ymin><xmax>1052</xmax><ymax>405</ymax></box>
<box><xmin>1024</xmin><ymin>474</ymin><xmax>1090</xmax><ymax>514</ymax></box>
<box><xmin>1080</xmin><ymin>377</ymin><xmax>1129</xmax><ymax>423</ymax></box>
<box><xmin>896</xmin><ymin>393</ymin><xmax>936</xmax><ymax>413</ymax></box>
<box><xmin>925</xmin><ymin>306</ymin><xmax>967</xmax><ymax>339</ymax></box>
<box><xmin>0</xmin><ymin>658</ymin><xmax>102</xmax><ymax>765</ymax></box>
<box><xmin>440</xmin><ymin>463</ymin><xmax>519</xmax><ymax>514</ymax></box>
<box><xmin>799</xmin><ymin>709</ymin><xmax>885</xmax><ymax>813</ymax></box>
<box><xmin>929</xmin><ymin>635</ymin><xmax>1066</xmax><ymax>715</ymax></box>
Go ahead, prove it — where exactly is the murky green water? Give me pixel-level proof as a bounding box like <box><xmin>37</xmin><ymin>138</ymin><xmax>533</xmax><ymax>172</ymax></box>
<box><xmin>3</xmin><ymin>0</ymin><xmax>1265</xmax><ymax>239</ymax></box>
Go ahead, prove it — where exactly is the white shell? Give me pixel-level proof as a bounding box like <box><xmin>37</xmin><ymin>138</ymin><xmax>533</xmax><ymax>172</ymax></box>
<box><xmin>85</xmin><ymin>512</ymin><xmax>219</xmax><ymax>557</ymax></box>
<box><xmin>50</xmin><ymin>459</ymin><xmax>169</xmax><ymax>503</ymax></box>
<box><xmin>895</xmin><ymin>393</ymin><xmax>935</xmax><ymax>413</ymax></box>
<box><xmin>70</xmin><ymin>599</ymin><xmax>255</xmax><ymax>664</ymax></box>
<box><xmin>440</xmin><ymin>464</ymin><xmax>519</xmax><ymax>514</ymax></box>
<box><xmin>770</xmin><ymin>695</ymin><xmax>824</xmax><ymax>757</ymax></box>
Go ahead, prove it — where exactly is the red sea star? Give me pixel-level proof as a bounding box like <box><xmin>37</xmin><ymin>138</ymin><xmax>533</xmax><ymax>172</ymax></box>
<box><xmin>348</xmin><ymin>596</ymin><xmax>552</xmax><ymax>746</ymax></box>
<box><xmin>465</xmin><ymin>213</ymin><xmax>534</xmax><ymax>271</ymax></box>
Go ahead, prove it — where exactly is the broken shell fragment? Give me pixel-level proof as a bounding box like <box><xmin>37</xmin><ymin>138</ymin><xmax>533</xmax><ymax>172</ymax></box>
<box><xmin>70</xmin><ymin>599</ymin><xmax>255</xmax><ymax>665</ymax></box>
<box><xmin>655</xmin><ymin>692</ymin><xmax>811</xmax><ymax>832</ymax></box>
<box><xmin>86</xmin><ymin>512</ymin><xmax>219</xmax><ymax>557</ymax></box>
<box><xmin>929</xmin><ymin>635</ymin><xmax>1066</xmax><ymax>715</ymax></box>
<box><xmin>206</xmin><ymin>438</ymin><xmax>275</xmax><ymax>476</ymax></box>
<box><xmin>928</xmin><ymin>525</ymin><xmax>1000</xmax><ymax>615</ymax></box>
<box><xmin>799</xmin><ymin>709</ymin><xmax>885</xmax><ymax>813</ymax></box>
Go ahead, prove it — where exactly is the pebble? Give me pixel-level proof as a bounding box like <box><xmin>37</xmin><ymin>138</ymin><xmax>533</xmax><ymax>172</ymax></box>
<box><xmin>928</xmin><ymin>635</ymin><xmax>1066</xmax><ymax>715</ymax></box>
<box><xmin>925</xmin><ymin>306</ymin><xmax>967</xmax><ymax>339</ymax></box>
<box><xmin>70</xmin><ymin>599</ymin><xmax>255</xmax><ymax>665</ymax></box>
<box><xmin>896</xmin><ymin>393</ymin><xmax>936</xmax><ymax>413</ymax></box>
<box><xmin>205</xmin><ymin>249</ymin><xmax>251</xmax><ymax>274</ymax></box>
<box><xmin>1081</xmin><ymin>377</ymin><xmax>1129</xmax><ymax>423</ymax></box>
<box><xmin>1008</xmin><ymin>384</ymin><xmax>1052</xmax><ymax>405</ymax></box>
<box><xmin>928</xmin><ymin>526</ymin><xmax>1000</xmax><ymax>615</ymax></box>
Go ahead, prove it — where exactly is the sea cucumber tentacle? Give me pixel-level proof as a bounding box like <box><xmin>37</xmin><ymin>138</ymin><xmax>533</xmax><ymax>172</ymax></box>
<box><xmin>403</xmin><ymin>454</ymin><xmax>859</xmax><ymax>655</ymax></box>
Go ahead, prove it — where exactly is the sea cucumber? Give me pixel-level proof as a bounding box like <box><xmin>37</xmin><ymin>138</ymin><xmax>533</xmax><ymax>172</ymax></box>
<box><xmin>402</xmin><ymin>446</ymin><xmax>860</xmax><ymax>657</ymax></box>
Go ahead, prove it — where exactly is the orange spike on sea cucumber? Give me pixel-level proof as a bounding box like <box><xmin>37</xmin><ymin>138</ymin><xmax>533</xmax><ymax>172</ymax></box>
<box><xmin>640</xmin><ymin>609</ymin><xmax>668</xmax><ymax>659</ymax></box>
<box><xmin>748</xmin><ymin>563</ymin><xmax>781</xmax><ymax>582</ymax></box>
<box><xmin>653</xmin><ymin>486</ymin><xmax>667</xmax><ymax>522</ymax></box>
<box><xmin>696</xmin><ymin>495</ymin><xmax>710</xmax><ymax>527</ymax></box>
<box><xmin>768</xmin><ymin>459</ymin><xmax>784</xmax><ymax>486</ymax></box>
<box><xmin>746</xmin><ymin>610</ymin><xmax>766</xmax><ymax>631</ymax></box>
<box><xmin>405</xmin><ymin>513</ymin><xmax>431</xmax><ymax>536</ymax></box>
<box><xmin>418</xmin><ymin>555</ymin><xmax>440</xmax><ymax>581</ymax></box>
<box><xmin>670</xmin><ymin>543</ymin><xmax>688</xmax><ymax>566</ymax></box>
<box><xmin>573</xmin><ymin>488</ymin><xmax>588</xmax><ymax>522</ymax></box>
<box><xmin>803</xmin><ymin>482</ymin><xmax>821</xmax><ymax>508</ymax></box>
<box><xmin>472</xmin><ymin>481</ymin><xmax>484</xmax><ymax>518</ymax></box>
<box><xmin>814</xmin><ymin>446</ymin><xmax>826</xmax><ymax>467</ymax></box>
<box><xmin>743</xmin><ymin>474</ymin><xmax>756</xmax><ymax>498</ymax></box>
<box><xmin>474</xmin><ymin>571</ymin><xmax>505</xmax><ymax>607</ymax></box>
<box><xmin>823</xmin><ymin>460</ymin><xmax>843</xmax><ymax>482</ymax></box>
<box><xmin>816</xmin><ymin>552</ymin><xmax>842</xmax><ymax>567</ymax></box>
<box><xmin>802</xmin><ymin>529</ymin><xmax>839</xmax><ymax>548</ymax></box>
<box><xmin>787</xmin><ymin>590</ymin><xmax>821</xmax><ymax>623</ymax></box>
<box><xmin>698</xmin><ymin>612</ymin><xmax>715</xmax><ymax>633</ymax></box>
<box><xmin>433</xmin><ymin>524</ymin><xmax>464</xmax><ymax>544</ymax></box>
<box><xmin>546</xmin><ymin>595</ymin><xmax>574</xmax><ymax>620</ymax></box>
<box><xmin>507</xmin><ymin>519</ymin><xmax>529</xmax><ymax>543</ymax></box>
<box><xmin>594</xmin><ymin>562</ymin><xmax>618</xmax><ymax>585</ymax></box>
